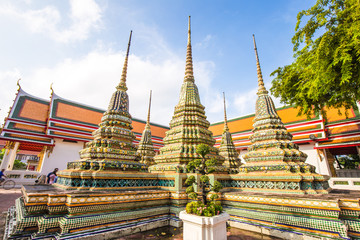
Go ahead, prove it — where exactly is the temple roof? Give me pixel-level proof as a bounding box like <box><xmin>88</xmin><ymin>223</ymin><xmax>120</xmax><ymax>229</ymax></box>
<box><xmin>210</xmin><ymin>105</ymin><xmax>360</xmax><ymax>150</ymax></box>
<box><xmin>0</xmin><ymin>86</ymin><xmax>169</xmax><ymax>151</ymax></box>
<box><xmin>0</xmin><ymin>87</ymin><xmax>53</xmax><ymax>149</ymax></box>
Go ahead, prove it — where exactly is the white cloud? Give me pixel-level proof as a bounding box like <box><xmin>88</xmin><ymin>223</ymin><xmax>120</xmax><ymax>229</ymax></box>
<box><xmin>233</xmin><ymin>87</ymin><xmax>258</xmax><ymax>117</ymax></box>
<box><xmin>233</xmin><ymin>82</ymin><xmax>283</xmax><ymax>119</ymax></box>
<box><xmin>0</xmin><ymin>47</ymin><xmax>221</xmax><ymax>126</ymax></box>
<box><xmin>0</xmin><ymin>46</ymin><xmax>232</xmax><ymax>127</ymax></box>
<box><xmin>0</xmin><ymin>0</ymin><xmax>102</xmax><ymax>43</ymax></box>
<box><xmin>195</xmin><ymin>34</ymin><xmax>213</xmax><ymax>49</ymax></box>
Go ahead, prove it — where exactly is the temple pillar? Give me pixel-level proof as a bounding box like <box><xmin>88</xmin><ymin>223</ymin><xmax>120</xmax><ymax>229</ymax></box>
<box><xmin>0</xmin><ymin>141</ymin><xmax>19</xmax><ymax>170</ymax></box>
<box><xmin>323</xmin><ymin>149</ymin><xmax>337</xmax><ymax>177</ymax></box>
<box><xmin>37</xmin><ymin>146</ymin><xmax>50</xmax><ymax>172</ymax></box>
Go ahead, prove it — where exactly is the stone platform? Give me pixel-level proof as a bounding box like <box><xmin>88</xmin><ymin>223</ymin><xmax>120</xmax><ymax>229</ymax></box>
<box><xmin>5</xmin><ymin>183</ymin><xmax>360</xmax><ymax>239</ymax></box>
<box><xmin>224</xmin><ymin>189</ymin><xmax>360</xmax><ymax>240</ymax></box>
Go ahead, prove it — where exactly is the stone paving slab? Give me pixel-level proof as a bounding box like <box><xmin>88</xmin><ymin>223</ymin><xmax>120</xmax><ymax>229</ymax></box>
<box><xmin>0</xmin><ymin>189</ymin><xmax>22</xmax><ymax>240</ymax></box>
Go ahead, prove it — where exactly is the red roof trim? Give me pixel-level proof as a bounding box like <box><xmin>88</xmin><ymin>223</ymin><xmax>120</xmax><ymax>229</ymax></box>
<box><xmin>49</xmin><ymin>118</ymin><xmax>98</xmax><ymax>130</ymax></box>
<box><xmin>7</xmin><ymin>118</ymin><xmax>46</xmax><ymax>127</ymax></box>
<box><xmin>315</xmin><ymin>143</ymin><xmax>360</xmax><ymax>149</ymax></box>
<box><xmin>47</xmin><ymin>126</ymin><xmax>92</xmax><ymax>137</ymax></box>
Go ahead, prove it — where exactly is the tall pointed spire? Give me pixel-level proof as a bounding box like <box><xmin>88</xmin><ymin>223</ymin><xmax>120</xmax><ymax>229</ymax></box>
<box><xmin>145</xmin><ymin>90</ymin><xmax>152</xmax><ymax>130</ymax></box>
<box><xmin>150</xmin><ymin>17</ymin><xmax>225</xmax><ymax>173</ymax></box>
<box><xmin>223</xmin><ymin>92</ymin><xmax>229</xmax><ymax>131</ymax></box>
<box><xmin>117</xmin><ymin>30</ymin><xmax>132</xmax><ymax>91</ymax></box>
<box><xmin>184</xmin><ymin>16</ymin><xmax>194</xmax><ymax>82</ymax></box>
<box><xmin>136</xmin><ymin>90</ymin><xmax>156</xmax><ymax>166</ymax></box>
<box><xmin>219</xmin><ymin>92</ymin><xmax>240</xmax><ymax>173</ymax></box>
<box><xmin>237</xmin><ymin>36</ymin><xmax>330</xmax><ymax>195</ymax></box>
<box><xmin>252</xmin><ymin>34</ymin><xmax>268</xmax><ymax>95</ymax></box>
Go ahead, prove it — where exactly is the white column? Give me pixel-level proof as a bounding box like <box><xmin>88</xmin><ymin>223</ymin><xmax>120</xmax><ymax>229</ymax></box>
<box><xmin>0</xmin><ymin>148</ymin><xmax>11</xmax><ymax>170</ymax></box>
<box><xmin>37</xmin><ymin>146</ymin><xmax>49</xmax><ymax>173</ymax></box>
<box><xmin>0</xmin><ymin>142</ymin><xmax>20</xmax><ymax>170</ymax></box>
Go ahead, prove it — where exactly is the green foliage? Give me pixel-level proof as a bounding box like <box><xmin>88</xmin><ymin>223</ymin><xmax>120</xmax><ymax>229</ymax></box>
<box><xmin>13</xmin><ymin>159</ymin><xmax>26</xmax><ymax>170</ymax></box>
<box><xmin>188</xmin><ymin>192</ymin><xmax>198</xmax><ymax>200</ymax></box>
<box><xmin>186</xmin><ymin>201</ymin><xmax>197</xmax><ymax>214</ymax></box>
<box><xmin>337</xmin><ymin>154</ymin><xmax>360</xmax><ymax>169</ymax></box>
<box><xmin>205</xmin><ymin>158</ymin><xmax>216</xmax><ymax>167</ymax></box>
<box><xmin>184</xmin><ymin>144</ymin><xmax>223</xmax><ymax>217</ymax></box>
<box><xmin>185</xmin><ymin>175</ymin><xmax>196</xmax><ymax>185</ymax></box>
<box><xmin>186</xmin><ymin>185</ymin><xmax>194</xmax><ymax>194</ymax></box>
<box><xmin>0</xmin><ymin>149</ymin><xmax>5</xmax><ymax>160</ymax></box>
<box><xmin>185</xmin><ymin>201</ymin><xmax>223</xmax><ymax>217</ymax></box>
<box><xmin>200</xmin><ymin>175</ymin><xmax>209</xmax><ymax>183</ymax></box>
<box><xmin>271</xmin><ymin>0</ymin><xmax>360</xmax><ymax>117</ymax></box>
<box><xmin>212</xmin><ymin>180</ymin><xmax>222</xmax><ymax>192</ymax></box>
<box><xmin>209</xmin><ymin>193</ymin><xmax>219</xmax><ymax>201</ymax></box>
<box><xmin>196</xmin><ymin>144</ymin><xmax>210</xmax><ymax>158</ymax></box>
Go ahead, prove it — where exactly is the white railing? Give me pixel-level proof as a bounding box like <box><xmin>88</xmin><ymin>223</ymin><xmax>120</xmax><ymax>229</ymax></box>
<box><xmin>4</xmin><ymin>170</ymin><xmax>40</xmax><ymax>188</ymax></box>
<box><xmin>329</xmin><ymin>177</ymin><xmax>360</xmax><ymax>190</ymax></box>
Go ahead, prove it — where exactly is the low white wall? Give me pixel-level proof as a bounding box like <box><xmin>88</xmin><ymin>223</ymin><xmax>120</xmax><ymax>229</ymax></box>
<box><xmin>3</xmin><ymin>169</ymin><xmax>39</xmax><ymax>188</ymax></box>
<box><xmin>329</xmin><ymin>177</ymin><xmax>360</xmax><ymax>190</ymax></box>
<box><xmin>40</xmin><ymin>138</ymin><xmax>83</xmax><ymax>175</ymax></box>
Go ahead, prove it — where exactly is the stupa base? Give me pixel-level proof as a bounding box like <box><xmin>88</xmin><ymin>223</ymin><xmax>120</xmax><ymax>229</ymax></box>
<box><xmin>4</xmin><ymin>178</ymin><xmax>360</xmax><ymax>240</ymax></box>
<box><xmin>223</xmin><ymin>190</ymin><xmax>360</xmax><ymax>240</ymax></box>
<box><xmin>217</xmin><ymin>171</ymin><xmax>330</xmax><ymax>195</ymax></box>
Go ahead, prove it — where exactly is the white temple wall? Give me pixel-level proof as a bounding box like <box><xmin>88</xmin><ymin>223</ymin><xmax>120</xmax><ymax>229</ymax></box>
<box><xmin>301</xmin><ymin>143</ymin><xmax>331</xmax><ymax>176</ymax></box>
<box><xmin>40</xmin><ymin>138</ymin><xmax>83</xmax><ymax>175</ymax></box>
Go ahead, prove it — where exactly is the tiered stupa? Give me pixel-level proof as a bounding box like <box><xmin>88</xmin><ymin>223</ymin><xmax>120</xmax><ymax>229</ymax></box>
<box><xmin>136</xmin><ymin>90</ymin><xmax>156</xmax><ymax>166</ymax></box>
<box><xmin>218</xmin><ymin>93</ymin><xmax>241</xmax><ymax>173</ymax></box>
<box><xmin>237</xmin><ymin>35</ymin><xmax>330</xmax><ymax>194</ymax></box>
<box><xmin>149</xmin><ymin>16</ymin><xmax>226</xmax><ymax>173</ymax></box>
<box><xmin>55</xmin><ymin>31</ymin><xmax>148</xmax><ymax>190</ymax></box>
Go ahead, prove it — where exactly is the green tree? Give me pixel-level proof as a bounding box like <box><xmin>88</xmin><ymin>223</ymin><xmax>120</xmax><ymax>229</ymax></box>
<box><xmin>0</xmin><ymin>149</ymin><xmax>5</xmax><ymax>160</ymax></box>
<box><xmin>271</xmin><ymin>0</ymin><xmax>360</xmax><ymax>117</ymax></box>
<box><xmin>13</xmin><ymin>159</ymin><xmax>27</xmax><ymax>170</ymax></box>
<box><xmin>337</xmin><ymin>154</ymin><xmax>360</xmax><ymax>169</ymax></box>
<box><xmin>184</xmin><ymin>144</ymin><xmax>223</xmax><ymax>217</ymax></box>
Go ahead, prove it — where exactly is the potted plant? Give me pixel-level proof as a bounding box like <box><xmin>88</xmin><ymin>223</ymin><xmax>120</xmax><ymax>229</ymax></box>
<box><xmin>179</xmin><ymin>144</ymin><xmax>230</xmax><ymax>240</ymax></box>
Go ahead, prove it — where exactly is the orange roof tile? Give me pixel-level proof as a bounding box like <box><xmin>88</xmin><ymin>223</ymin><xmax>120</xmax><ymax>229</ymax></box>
<box><xmin>277</xmin><ymin>107</ymin><xmax>311</xmax><ymax>123</ymax></box>
<box><xmin>328</xmin><ymin>125</ymin><xmax>360</xmax><ymax>135</ymax></box>
<box><xmin>55</xmin><ymin>102</ymin><xmax>103</xmax><ymax>125</ymax></box>
<box><xmin>324</xmin><ymin>106</ymin><xmax>357</xmax><ymax>123</ymax></box>
<box><xmin>19</xmin><ymin>99</ymin><xmax>48</xmax><ymax>122</ymax></box>
<box><xmin>132</xmin><ymin>120</ymin><xmax>168</xmax><ymax>138</ymax></box>
<box><xmin>14</xmin><ymin>123</ymin><xmax>45</xmax><ymax>133</ymax></box>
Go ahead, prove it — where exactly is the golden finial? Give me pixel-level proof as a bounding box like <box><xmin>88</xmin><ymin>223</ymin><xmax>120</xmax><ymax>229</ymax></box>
<box><xmin>16</xmin><ymin>78</ymin><xmax>21</xmax><ymax>91</ymax></box>
<box><xmin>188</xmin><ymin>16</ymin><xmax>191</xmax><ymax>44</ymax></box>
<box><xmin>252</xmin><ymin>34</ymin><xmax>268</xmax><ymax>95</ymax></box>
<box><xmin>184</xmin><ymin>16</ymin><xmax>194</xmax><ymax>82</ymax></box>
<box><xmin>145</xmin><ymin>90</ymin><xmax>152</xmax><ymax>130</ymax></box>
<box><xmin>117</xmin><ymin>30</ymin><xmax>132</xmax><ymax>91</ymax></box>
<box><xmin>50</xmin><ymin>83</ymin><xmax>54</xmax><ymax>95</ymax></box>
<box><xmin>223</xmin><ymin>92</ymin><xmax>229</xmax><ymax>131</ymax></box>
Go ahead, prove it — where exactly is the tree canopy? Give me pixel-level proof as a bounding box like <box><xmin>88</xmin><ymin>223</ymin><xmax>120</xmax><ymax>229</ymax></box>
<box><xmin>271</xmin><ymin>0</ymin><xmax>360</xmax><ymax>117</ymax></box>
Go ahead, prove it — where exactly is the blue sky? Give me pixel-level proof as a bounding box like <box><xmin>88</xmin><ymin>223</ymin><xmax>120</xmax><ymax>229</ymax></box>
<box><xmin>0</xmin><ymin>0</ymin><xmax>314</xmax><ymax>126</ymax></box>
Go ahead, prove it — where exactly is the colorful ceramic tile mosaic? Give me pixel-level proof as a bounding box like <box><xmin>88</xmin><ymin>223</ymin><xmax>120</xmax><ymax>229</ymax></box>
<box><xmin>235</xmin><ymin>35</ymin><xmax>330</xmax><ymax>195</ymax></box>
<box><xmin>136</xmin><ymin>91</ymin><xmax>156</xmax><ymax>166</ymax></box>
<box><xmin>149</xmin><ymin>17</ymin><xmax>226</xmax><ymax>173</ymax></box>
<box><xmin>55</xmin><ymin>31</ymin><xmax>148</xmax><ymax>190</ymax></box>
<box><xmin>218</xmin><ymin>93</ymin><xmax>241</xmax><ymax>173</ymax></box>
